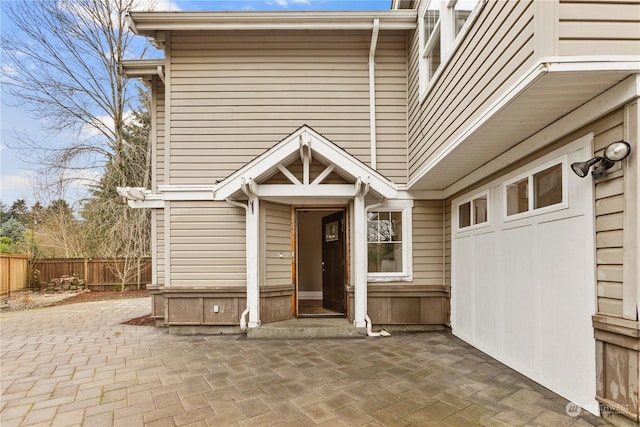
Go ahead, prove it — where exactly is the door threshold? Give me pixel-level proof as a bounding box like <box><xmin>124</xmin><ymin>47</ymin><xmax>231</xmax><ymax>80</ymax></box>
<box><xmin>297</xmin><ymin>313</ymin><xmax>346</xmax><ymax>318</ymax></box>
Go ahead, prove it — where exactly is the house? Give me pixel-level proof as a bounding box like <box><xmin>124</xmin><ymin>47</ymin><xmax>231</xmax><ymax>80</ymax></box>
<box><xmin>120</xmin><ymin>0</ymin><xmax>640</xmax><ymax>423</ymax></box>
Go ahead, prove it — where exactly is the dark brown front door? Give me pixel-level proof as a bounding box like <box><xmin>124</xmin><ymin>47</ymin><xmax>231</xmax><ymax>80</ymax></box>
<box><xmin>321</xmin><ymin>211</ymin><xmax>345</xmax><ymax>313</ymax></box>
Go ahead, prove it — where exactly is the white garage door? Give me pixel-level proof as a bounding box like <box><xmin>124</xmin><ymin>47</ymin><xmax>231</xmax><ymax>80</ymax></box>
<box><xmin>452</xmin><ymin>134</ymin><xmax>598</xmax><ymax>414</ymax></box>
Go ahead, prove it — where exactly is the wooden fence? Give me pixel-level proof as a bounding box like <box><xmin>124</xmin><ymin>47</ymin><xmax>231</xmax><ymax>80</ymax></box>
<box><xmin>0</xmin><ymin>254</ymin><xmax>29</xmax><ymax>296</ymax></box>
<box><xmin>34</xmin><ymin>258</ymin><xmax>152</xmax><ymax>289</ymax></box>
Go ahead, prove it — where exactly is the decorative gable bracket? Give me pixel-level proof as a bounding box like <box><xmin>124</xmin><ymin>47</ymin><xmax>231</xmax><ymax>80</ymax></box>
<box><xmin>212</xmin><ymin>125</ymin><xmax>397</xmax><ymax>201</ymax></box>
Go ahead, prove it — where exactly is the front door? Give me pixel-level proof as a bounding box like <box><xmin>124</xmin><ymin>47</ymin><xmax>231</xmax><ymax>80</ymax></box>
<box><xmin>321</xmin><ymin>211</ymin><xmax>345</xmax><ymax>313</ymax></box>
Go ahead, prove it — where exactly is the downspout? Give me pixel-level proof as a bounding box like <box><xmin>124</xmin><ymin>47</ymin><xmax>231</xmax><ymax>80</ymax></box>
<box><xmin>226</xmin><ymin>197</ymin><xmax>251</xmax><ymax>332</ymax></box>
<box><xmin>364</xmin><ymin>197</ymin><xmax>391</xmax><ymax>337</ymax></box>
<box><xmin>369</xmin><ymin>18</ymin><xmax>380</xmax><ymax>170</ymax></box>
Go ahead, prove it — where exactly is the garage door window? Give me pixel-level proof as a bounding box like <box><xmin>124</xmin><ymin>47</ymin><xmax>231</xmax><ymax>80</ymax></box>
<box><xmin>457</xmin><ymin>191</ymin><xmax>489</xmax><ymax>231</ymax></box>
<box><xmin>504</xmin><ymin>158</ymin><xmax>568</xmax><ymax>220</ymax></box>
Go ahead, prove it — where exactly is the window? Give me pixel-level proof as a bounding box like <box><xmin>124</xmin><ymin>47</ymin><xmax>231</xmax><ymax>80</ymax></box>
<box><xmin>453</xmin><ymin>0</ymin><xmax>477</xmax><ymax>38</ymax></box>
<box><xmin>457</xmin><ymin>191</ymin><xmax>489</xmax><ymax>231</ymax></box>
<box><xmin>534</xmin><ymin>163</ymin><xmax>563</xmax><ymax>209</ymax></box>
<box><xmin>368</xmin><ymin>211</ymin><xmax>403</xmax><ymax>273</ymax></box>
<box><xmin>419</xmin><ymin>0</ymin><xmax>480</xmax><ymax>99</ymax></box>
<box><xmin>367</xmin><ymin>201</ymin><xmax>413</xmax><ymax>280</ymax></box>
<box><xmin>504</xmin><ymin>159</ymin><xmax>568</xmax><ymax>220</ymax></box>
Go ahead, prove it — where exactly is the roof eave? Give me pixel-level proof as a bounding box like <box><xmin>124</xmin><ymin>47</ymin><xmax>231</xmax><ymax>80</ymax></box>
<box><xmin>126</xmin><ymin>10</ymin><xmax>417</xmax><ymax>38</ymax></box>
<box><xmin>120</xmin><ymin>59</ymin><xmax>165</xmax><ymax>81</ymax></box>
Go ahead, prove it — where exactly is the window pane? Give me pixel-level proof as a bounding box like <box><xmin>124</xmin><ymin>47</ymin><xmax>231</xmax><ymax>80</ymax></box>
<box><xmin>534</xmin><ymin>163</ymin><xmax>563</xmax><ymax>209</ymax></box>
<box><xmin>459</xmin><ymin>201</ymin><xmax>471</xmax><ymax>228</ymax></box>
<box><xmin>391</xmin><ymin>211</ymin><xmax>402</xmax><ymax>242</ymax></box>
<box><xmin>473</xmin><ymin>195</ymin><xmax>487</xmax><ymax>224</ymax></box>
<box><xmin>367</xmin><ymin>212</ymin><xmax>379</xmax><ymax>242</ymax></box>
<box><xmin>454</xmin><ymin>0</ymin><xmax>477</xmax><ymax>37</ymax></box>
<box><xmin>507</xmin><ymin>178</ymin><xmax>528</xmax><ymax>215</ymax></box>
<box><xmin>368</xmin><ymin>243</ymin><xmax>402</xmax><ymax>273</ymax></box>
<box><xmin>423</xmin><ymin>3</ymin><xmax>440</xmax><ymax>42</ymax></box>
<box><xmin>428</xmin><ymin>32</ymin><xmax>441</xmax><ymax>79</ymax></box>
<box><xmin>379</xmin><ymin>212</ymin><xmax>393</xmax><ymax>242</ymax></box>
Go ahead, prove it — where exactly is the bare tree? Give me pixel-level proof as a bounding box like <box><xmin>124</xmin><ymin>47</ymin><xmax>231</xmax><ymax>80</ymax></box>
<box><xmin>1</xmin><ymin>0</ymin><xmax>161</xmax><ymax>287</ymax></box>
<box><xmin>1</xmin><ymin>0</ymin><xmax>154</xmax><ymax>185</ymax></box>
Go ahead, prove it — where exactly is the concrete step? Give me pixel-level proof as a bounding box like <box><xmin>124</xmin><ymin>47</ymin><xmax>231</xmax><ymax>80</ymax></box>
<box><xmin>246</xmin><ymin>317</ymin><xmax>365</xmax><ymax>339</ymax></box>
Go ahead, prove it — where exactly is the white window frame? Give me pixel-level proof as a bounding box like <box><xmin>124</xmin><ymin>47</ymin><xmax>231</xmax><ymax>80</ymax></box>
<box><xmin>456</xmin><ymin>189</ymin><xmax>490</xmax><ymax>232</ymax></box>
<box><xmin>366</xmin><ymin>199</ymin><xmax>413</xmax><ymax>282</ymax></box>
<box><xmin>503</xmin><ymin>156</ymin><xmax>569</xmax><ymax>222</ymax></box>
<box><xmin>418</xmin><ymin>0</ymin><xmax>483</xmax><ymax>102</ymax></box>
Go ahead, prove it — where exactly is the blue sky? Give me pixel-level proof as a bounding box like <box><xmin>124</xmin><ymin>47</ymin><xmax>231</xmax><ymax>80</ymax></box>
<box><xmin>0</xmin><ymin>0</ymin><xmax>392</xmax><ymax>208</ymax></box>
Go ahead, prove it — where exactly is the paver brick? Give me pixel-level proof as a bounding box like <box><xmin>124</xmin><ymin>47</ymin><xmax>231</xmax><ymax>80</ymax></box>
<box><xmin>1</xmin><ymin>298</ymin><xmax>609</xmax><ymax>427</ymax></box>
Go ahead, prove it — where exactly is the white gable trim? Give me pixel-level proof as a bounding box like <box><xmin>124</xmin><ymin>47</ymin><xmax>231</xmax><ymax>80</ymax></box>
<box><xmin>212</xmin><ymin>125</ymin><xmax>398</xmax><ymax>201</ymax></box>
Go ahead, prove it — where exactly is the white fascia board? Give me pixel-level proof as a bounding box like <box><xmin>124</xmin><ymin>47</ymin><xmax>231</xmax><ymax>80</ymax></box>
<box><xmin>543</xmin><ymin>56</ymin><xmax>640</xmax><ymax>71</ymax></box>
<box><xmin>120</xmin><ymin>59</ymin><xmax>165</xmax><ymax>79</ymax></box>
<box><xmin>127</xmin><ymin>11</ymin><xmax>417</xmax><ymax>37</ymax></box>
<box><xmin>408</xmin><ymin>57</ymin><xmax>640</xmax><ymax>192</ymax></box>
<box><xmin>256</xmin><ymin>184</ymin><xmax>357</xmax><ymax>198</ymax></box>
<box><xmin>407</xmin><ymin>61</ymin><xmax>549</xmax><ymax>191</ymax></box>
<box><xmin>128</xmin><ymin>199</ymin><xmax>164</xmax><ymax>208</ymax></box>
<box><xmin>157</xmin><ymin>185</ymin><xmax>215</xmax><ymax>200</ymax></box>
<box><xmin>444</xmin><ymin>73</ymin><xmax>640</xmax><ymax>198</ymax></box>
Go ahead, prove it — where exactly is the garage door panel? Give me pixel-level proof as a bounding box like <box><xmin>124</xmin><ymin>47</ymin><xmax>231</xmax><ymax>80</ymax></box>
<box><xmin>537</xmin><ymin>215</ymin><xmax>594</xmax><ymax>398</ymax></box>
<box><xmin>452</xmin><ymin>235</ymin><xmax>474</xmax><ymax>339</ymax></box>
<box><xmin>500</xmin><ymin>225</ymin><xmax>537</xmax><ymax>369</ymax></box>
<box><xmin>473</xmin><ymin>232</ymin><xmax>499</xmax><ymax>349</ymax></box>
<box><xmin>452</xmin><ymin>135</ymin><xmax>597</xmax><ymax>415</ymax></box>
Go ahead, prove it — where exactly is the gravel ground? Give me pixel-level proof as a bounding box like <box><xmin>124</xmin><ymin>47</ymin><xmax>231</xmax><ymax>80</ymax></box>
<box><xmin>0</xmin><ymin>290</ymin><xmax>87</xmax><ymax>311</ymax></box>
<box><xmin>0</xmin><ymin>289</ymin><xmax>150</xmax><ymax>312</ymax></box>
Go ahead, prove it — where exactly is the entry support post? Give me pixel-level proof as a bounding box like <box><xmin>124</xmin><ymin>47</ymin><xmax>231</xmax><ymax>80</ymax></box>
<box><xmin>246</xmin><ymin>196</ymin><xmax>261</xmax><ymax>328</ymax></box>
<box><xmin>353</xmin><ymin>178</ymin><xmax>369</xmax><ymax>328</ymax></box>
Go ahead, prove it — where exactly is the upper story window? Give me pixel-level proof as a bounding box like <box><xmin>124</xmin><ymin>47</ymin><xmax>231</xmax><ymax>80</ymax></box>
<box><xmin>419</xmin><ymin>0</ymin><xmax>480</xmax><ymax>100</ymax></box>
<box><xmin>367</xmin><ymin>200</ymin><xmax>413</xmax><ymax>281</ymax></box>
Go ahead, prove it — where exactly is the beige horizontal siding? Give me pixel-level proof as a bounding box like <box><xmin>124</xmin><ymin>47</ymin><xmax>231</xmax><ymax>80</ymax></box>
<box><xmin>263</xmin><ymin>202</ymin><xmax>292</xmax><ymax>287</ymax></box>
<box><xmin>408</xmin><ymin>0</ymin><xmax>536</xmax><ymax>180</ymax></box>
<box><xmin>593</xmin><ymin>111</ymin><xmax>626</xmax><ymax>317</ymax></box>
<box><xmin>412</xmin><ymin>201</ymin><xmax>444</xmax><ymax>284</ymax></box>
<box><xmin>558</xmin><ymin>1</ymin><xmax>640</xmax><ymax>56</ymax></box>
<box><xmin>156</xmin><ymin>210</ymin><xmax>165</xmax><ymax>285</ymax></box>
<box><xmin>168</xmin><ymin>30</ymin><xmax>407</xmax><ymax>185</ymax></box>
<box><xmin>154</xmin><ymin>79</ymin><xmax>165</xmax><ymax>188</ymax></box>
<box><xmin>169</xmin><ymin>201</ymin><xmax>246</xmax><ymax>287</ymax></box>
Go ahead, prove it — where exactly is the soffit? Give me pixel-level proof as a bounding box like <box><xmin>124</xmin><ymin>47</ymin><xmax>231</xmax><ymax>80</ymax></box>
<box><xmin>127</xmin><ymin>10</ymin><xmax>417</xmax><ymax>38</ymax></box>
<box><xmin>409</xmin><ymin>62</ymin><xmax>640</xmax><ymax>191</ymax></box>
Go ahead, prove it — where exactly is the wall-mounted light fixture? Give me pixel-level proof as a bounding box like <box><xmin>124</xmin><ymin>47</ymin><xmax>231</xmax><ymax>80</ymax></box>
<box><xmin>571</xmin><ymin>140</ymin><xmax>631</xmax><ymax>178</ymax></box>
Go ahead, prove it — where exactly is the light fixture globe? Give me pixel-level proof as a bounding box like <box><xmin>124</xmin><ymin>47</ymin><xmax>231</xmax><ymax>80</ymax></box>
<box><xmin>603</xmin><ymin>141</ymin><xmax>631</xmax><ymax>162</ymax></box>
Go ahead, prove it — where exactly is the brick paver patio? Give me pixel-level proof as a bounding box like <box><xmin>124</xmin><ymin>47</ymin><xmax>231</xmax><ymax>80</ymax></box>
<box><xmin>1</xmin><ymin>298</ymin><xmax>605</xmax><ymax>426</ymax></box>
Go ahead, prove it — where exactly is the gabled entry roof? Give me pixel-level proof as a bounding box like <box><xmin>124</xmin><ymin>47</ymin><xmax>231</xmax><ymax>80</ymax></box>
<box><xmin>212</xmin><ymin>125</ymin><xmax>398</xmax><ymax>201</ymax></box>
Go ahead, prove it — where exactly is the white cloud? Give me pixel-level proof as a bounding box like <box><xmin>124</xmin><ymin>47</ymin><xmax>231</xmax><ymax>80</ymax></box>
<box><xmin>79</xmin><ymin>110</ymin><xmax>136</xmax><ymax>141</ymax></box>
<box><xmin>0</xmin><ymin>170</ymin><xmax>36</xmax><ymax>204</ymax></box>
<box><xmin>131</xmin><ymin>0</ymin><xmax>182</xmax><ymax>11</ymax></box>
